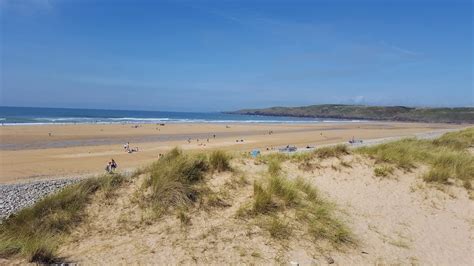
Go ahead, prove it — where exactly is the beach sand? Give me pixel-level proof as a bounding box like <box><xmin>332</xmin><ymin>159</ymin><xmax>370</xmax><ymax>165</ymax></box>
<box><xmin>55</xmin><ymin>153</ymin><xmax>473</xmax><ymax>265</ymax></box>
<box><xmin>0</xmin><ymin>124</ymin><xmax>472</xmax><ymax>265</ymax></box>
<box><xmin>0</xmin><ymin>122</ymin><xmax>464</xmax><ymax>184</ymax></box>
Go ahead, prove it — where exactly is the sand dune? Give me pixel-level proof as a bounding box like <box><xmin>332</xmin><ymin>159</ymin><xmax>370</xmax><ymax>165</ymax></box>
<box><xmin>54</xmin><ymin>154</ymin><xmax>473</xmax><ymax>265</ymax></box>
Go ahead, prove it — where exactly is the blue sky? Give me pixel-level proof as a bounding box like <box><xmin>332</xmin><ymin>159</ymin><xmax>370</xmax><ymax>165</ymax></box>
<box><xmin>1</xmin><ymin>0</ymin><xmax>472</xmax><ymax>111</ymax></box>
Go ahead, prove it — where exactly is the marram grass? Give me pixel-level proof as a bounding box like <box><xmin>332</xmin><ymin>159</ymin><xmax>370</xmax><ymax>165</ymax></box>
<box><xmin>0</xmin><ymin>173</ymin><xmax>126</xmax><ymax>263</ymax></box>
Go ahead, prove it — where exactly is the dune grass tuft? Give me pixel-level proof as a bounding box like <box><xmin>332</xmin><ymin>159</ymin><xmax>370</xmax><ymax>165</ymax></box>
<box><xmin>432</xmin><ymin>128</ymin><xmax>474</xmax><ymax>150</ymax></box>
<box><xmin>374</xmin><ymin>165</ymin><xmax>395</xmax><ymax>177</ymax></box>
<box><xmin>256</xmin><ymin>144</ymin><xmax>350</xmax><ymax>173</ymax></box>
<box><xmin>142</xmin><ymin>148</ymin><xmax>209</xmax><ymax>215</ymax></box>
<box><xmin>357</xmin><ymin>138</ymin><xmax>428</xmax><ymax>170</ymax></box>
<box><xmin>0</xmin><ymin>174</ymin><xmax>125</xmax><ymax>263</ymax></box>
<box><xmin>268</xmin><ymin>175</ymin><xmax>299</xmax><ymax>207</ymax></box>
<box><xmin>260</xmin><ymin>216</ymin><xmax>292</xmax><ymax>240</ymax></box>
<box><xmin>177</xmin><ymin>210</ymin><xmax>192</xmax><ymax>226</ymax></box>
<box><xmin>257</xmin><ymin>153</ymin><xmax>289</xmax><ymax>165</ymax></box>
<box><xmin>253</xmin><ymin>182</ymin><xmax>277</xmax><ymax>214</ymax></box>
<box><xmin>209</xmin><ymin>150</ymin><xmax>232</xmax><ymax>172</ymax></box>
<box><xmin>422</xmin><ymin>152</ymin><xmax>474</xmax><ymax>185</ymax></box>
<box><xmin>268</xmin><ymin>159</ymin><xmax>282</xmax><ymax>176</ymax></box>
<box><xmin>244</xmin><ymin>167</ymin><xmax>352</xmax><ymax>246</ymax></box>
<box><xmin>313</xmin><ymin>144</ymin><xmax>350</xmax><ymax>159</ymax></box>
<box><xmin>358</xmin><ymin>127</ymin><xmax>474</xmax><ymax>189</ymax></box>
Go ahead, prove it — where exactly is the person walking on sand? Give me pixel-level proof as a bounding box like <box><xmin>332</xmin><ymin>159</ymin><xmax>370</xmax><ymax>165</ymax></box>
<box><xmin>111</xmin><ymin>159</ymin><xmax>118</xmax><ymax>172</ymax></box>
<box><xmin>105</xmin><ymin>161</ymin><xmax>112</xmax><ymax>173</ymax></box>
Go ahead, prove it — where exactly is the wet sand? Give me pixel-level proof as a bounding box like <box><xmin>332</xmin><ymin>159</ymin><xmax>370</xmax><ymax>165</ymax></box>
<box><xmin>0</xmin><ymin>122</ymin><xmax>464</xmax><ymax>184</ymax></box>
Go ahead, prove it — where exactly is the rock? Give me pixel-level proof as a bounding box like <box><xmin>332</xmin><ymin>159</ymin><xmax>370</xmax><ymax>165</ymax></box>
<box><xmin>0</xmin><ymin>177</ymin><xmax>83</xmax><ymax>221</ymax></box>
<box><xmin>326</xmin><ymin>256</ymin><xmax>334</xmax><ymax>264</ymax></box>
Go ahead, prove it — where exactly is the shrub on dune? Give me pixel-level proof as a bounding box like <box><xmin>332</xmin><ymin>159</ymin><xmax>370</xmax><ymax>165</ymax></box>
<box><xmin>142</xmin><ymin>148</ymin><xmax>209</xmax><ymax>214</ymax></box>
<box><xmin>374</xmin><ymin>165</ymin><xmax>395</xmax><ymax>177</ymax></box>
<box><xmin>209</xmin><ymin>150</ymin><xmax>232</xmax><ymax>172</ymax></box>
<box><xmin>313</xmin><ymin>144</ymin><xmax>350</xmax><ymax>159</ymax></box>
<box><xmin>432</xmin><ymin>128</ymin><xmax>474</xmax><ymax>150</ymax></box>
<box><xmin>244</xmin><ymin>165</ymin><xmax>352</xmax><ymax>246</ymax></box>
<box><xmin>358</xmin><ymin>127</ymin><xmax>474</xmax><ymax>189</ymax></box>
<box><xmin>267</xmin><ymin>159</ymin><xmax>282</xmax><ymax>176</ymax></box>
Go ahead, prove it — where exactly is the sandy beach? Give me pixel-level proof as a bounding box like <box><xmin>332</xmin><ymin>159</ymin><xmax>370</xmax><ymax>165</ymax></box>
<box><xmin>0</xmin><ymin>122</ymin><xmax>464</xmax><ymax>184</ymax></box>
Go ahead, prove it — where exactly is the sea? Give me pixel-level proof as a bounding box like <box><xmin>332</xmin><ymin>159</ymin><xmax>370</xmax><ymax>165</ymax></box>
<box><xmin>0</xmin><ymin>106</ymin><xmax>360</xmax><ymax>125</ymax></box>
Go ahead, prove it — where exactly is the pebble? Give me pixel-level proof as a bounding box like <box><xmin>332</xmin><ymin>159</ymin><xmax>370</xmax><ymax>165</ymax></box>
<box><xmin>0</xmin><ymin>178</ymin><xmax>82</xmax><ymax>221</ymax></box>
<box><xmin>326</xmin><ymin>256</ymin><xmax>335</xmax><ymax>264</ymax></box>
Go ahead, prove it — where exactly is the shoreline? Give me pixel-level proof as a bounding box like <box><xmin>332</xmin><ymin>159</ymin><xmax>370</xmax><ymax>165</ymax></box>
<box><xmin>0</xmin><ymin>119</ymin><xmax>367</xmax><ymax>127</ymax></box>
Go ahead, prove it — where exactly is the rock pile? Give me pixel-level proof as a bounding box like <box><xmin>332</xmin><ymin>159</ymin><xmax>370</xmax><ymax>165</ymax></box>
<box><xmin>0</xmin><ymin>178</ymin><xmax>81</xmax><ymax>221</ymax></box>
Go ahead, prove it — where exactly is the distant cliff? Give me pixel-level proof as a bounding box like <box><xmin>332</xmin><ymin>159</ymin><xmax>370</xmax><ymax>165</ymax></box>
<box><xmin>229</xmin><ymin>104</ymin><xmax>474</xmax><ymax>124</ymax></box>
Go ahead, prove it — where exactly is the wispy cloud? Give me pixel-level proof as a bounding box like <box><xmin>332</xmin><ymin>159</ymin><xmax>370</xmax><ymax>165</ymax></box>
<box><xmin>379</xmin><ymin>41</ymin><xmax>421</xmax><ymax>57</ymax></box>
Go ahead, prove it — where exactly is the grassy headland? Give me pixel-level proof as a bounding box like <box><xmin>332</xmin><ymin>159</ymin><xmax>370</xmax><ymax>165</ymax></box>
<box><xmin>230</xmin><ymin>104</ymin><xmax>474</xmax><ymax>123</ymax></box>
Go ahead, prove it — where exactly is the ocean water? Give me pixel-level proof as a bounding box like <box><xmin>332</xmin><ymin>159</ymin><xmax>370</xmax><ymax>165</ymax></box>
<box><xmin>0</xmin><ymin>106</ymin><xmax>359</xmax><ymax>125</ymax></box>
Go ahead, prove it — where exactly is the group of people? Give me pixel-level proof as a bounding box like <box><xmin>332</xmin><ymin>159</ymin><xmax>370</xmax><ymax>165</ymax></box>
<box><xmin>186</xmin><ymin>134</ymin><xmax>217</xmax><ymax>145</ymax></box>
<box><xmin>124</xmin><ymin>142</ymin><xmax>139</xmax><ymax>153</ymax></box>
<box><xmin>105</xmin><ymin>159</ymin><xmax>118</xmax><ymax>173</ymax></box>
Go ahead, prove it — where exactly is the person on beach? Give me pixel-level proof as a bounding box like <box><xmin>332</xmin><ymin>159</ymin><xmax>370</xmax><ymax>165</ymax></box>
<box><xmin>128</xmin><ymin>147</ymin><xmax>139</xmax><ymax>153</ymax></box>
<box><xmin>124</xmin><ymin>142</ymin><xmax>129</xmax><ymax>151</ymax></box>
<box><xmin>111</xmin><ymin>159</ymin><xmax>117</xmax><ymax>171</ymax></box>
<box><xmin>105</xmin><ymin>162</ymin><xmax>112</xmax><ymax>173</ymax></box>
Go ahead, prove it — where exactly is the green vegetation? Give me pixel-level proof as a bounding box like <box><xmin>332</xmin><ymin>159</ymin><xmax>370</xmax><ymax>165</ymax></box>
<box><xmin>177</xmin><ymin>210</ymin><xmax>192</xmax><ymax>226</ymax></box>
<box><xmin>242</xmin><ymin>171</ymin><xmax>352</xmax><ymax>246</ymax></box>
<box><xmin>141</xmin><ymin>148</ymin><xmax>234</xmax><ymax>215</ymax></box>
<box><xmin>0</xmin><ymin>148</ymin><xmax>236</xmax><ymax>263</ymax></box>
<box><xmin>259</xmin><ymin>216</ymin><xmax>292</xmax><ymax>240</ymax></box>
<box><xmin>0</xmin><ymin>174</ymin><xmax>126</xmax><ymax>263</ymax></box>
<box><xmin>258</xmin><ymin>145</ymin><xmax>349</xmax><ymax>171</ymax></box>
<box><xmin>423</xmin><ymin>152</ymin><xmax>473</xmax><ymax>188</ymax></box>
<box><xmin>433</xmin><ymin>128</ymin><xmax>474</xmax><ymax>150</ymax></box>
<box><xmin>267</xmin><ymin>159</ymin><xmax>282</xmax><ymax>176</ymax></box>
<box><xmin>209</xmin><ymin>150</ymin><xmax>232</xmax><ymax>172</ymax></box>
<box><xmin>231</xmin><ymin>104</ymin><xmax>474</xmax><ymax>124</ymax></box>
<box><xmin>256</xmin><ymin>153</ymin><xmax>289</xmax><ymax>165</ymax></box>
<box><xmin>141</xmin><ymin>148</ymin><xmax>209</xmax><ymax>214</ymax></box>
<box><xmin>374</xmin><ymin>165</ymin><xmax>395</xmax><ymax>177</ymax></box>
<box><xmin>4</xmin><ymin>127</ymin><xmax>471</xmax><ymax>263</ymax></box>
<box><xmin>313</xmin><ymin>144</ymin><xmax>350</xmax><ymax>159</ymax></box>
<box><xmin>358</xmin><ymin>127</ymin><xmax>474</xmax><ymax>189</ymax></box>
